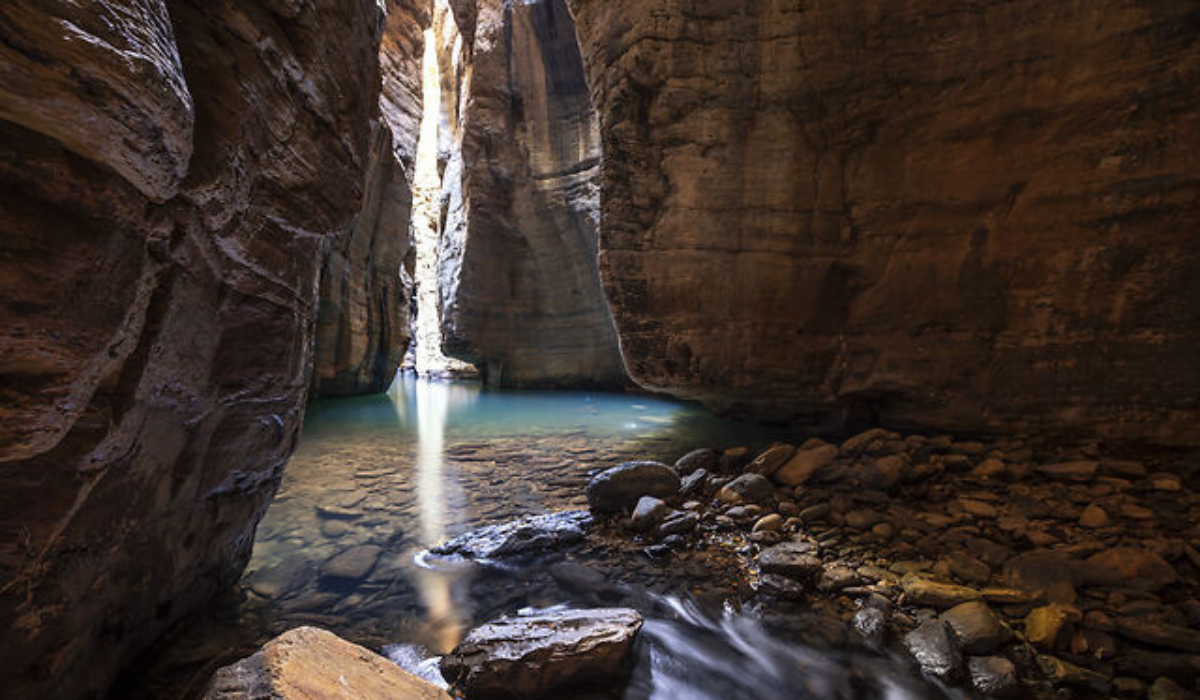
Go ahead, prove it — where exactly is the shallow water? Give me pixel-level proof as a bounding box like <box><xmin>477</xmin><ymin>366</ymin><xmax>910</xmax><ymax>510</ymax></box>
<box><xmin>119</xmin><ymin>376</ymin><xmax>791</xmax><ymax>697</ymax></box>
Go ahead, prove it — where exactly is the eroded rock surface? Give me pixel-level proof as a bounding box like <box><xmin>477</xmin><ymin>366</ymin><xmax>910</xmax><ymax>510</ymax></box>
<box><xmin>0</xmin><ymin>2</ymin><xmax>422</xmax><ymax>698</ymax></box>
<box><xmin>441</xmin><ymin>607</ymin><xmax>643</xmax><ymax>699</ymax></box>
<box><xmin>438</xmin><ymin>0</ymin><xmax>627</xmax><ymax>388</ymax></box>
<box><xmin>567</xmin><ymin>0</ymin><xmax>1200</xmax><ymax>444</ymax></box>
<box><xmin>204</xmin><ymin>626</ymin><xmax>451</xmax><ymax>700</ymax></box>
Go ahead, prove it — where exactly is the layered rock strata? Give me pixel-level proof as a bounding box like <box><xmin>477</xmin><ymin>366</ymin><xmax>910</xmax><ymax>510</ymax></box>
<box><xmin>0</xmin><ymin>1</ymin><xmax>420</xmax><ymax>698</ymax></box>
<box><xmin>438</xmin><ymin>0</ymin><xmax>627</xmax><ymax>388</ymax></box>
<box><xmin>567</xmin><ymin>0</ymin><xmax>1200</xmax><ymax>444</ymax></box>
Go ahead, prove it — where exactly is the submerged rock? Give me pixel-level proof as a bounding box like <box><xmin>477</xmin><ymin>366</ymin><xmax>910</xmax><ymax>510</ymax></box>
<box><xmin>968</xmin><ymin>656</ymin><xmax>1020</xmax><ymax>698</ymax></box>
<box><xmin>586</xmin><ymin>461</ymin><xmax>680</xmax><ymax>514</ymax></box>
<box><xmin>440</xmin><ymin>608</ymin><xmax>643</xmax><ymax>699</ymax></box>
<box><xmin>320</xmin><ymin>545</ymin><xmax>382</xmax><ymax>583</ymax></box>
<box><xmin>204</xmin><ymin>626</ymin><xmax>451</xmax><ymax>700</ymax></box>
<box><xmin>904</xmin><ymin>620</ymin><xmax>964</xmax><ymax>683</ymax></box>
<box><xmin>432</xmin><ymin>511</ymin><xmax>593</xmax><ymax>559</ymax></box>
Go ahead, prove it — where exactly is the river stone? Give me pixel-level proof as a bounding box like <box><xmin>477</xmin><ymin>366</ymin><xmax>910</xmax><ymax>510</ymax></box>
<box><xmin>719</xmin><ymin>447</ymin><xmax>754</xmax><ymax>473</ymax></box>
<box><xmin>968</xmin><ymin>656</ymin><xmax>1020</xmax><ymax>698</ymax></box>
<box><xmin>1079</xmin><ymin>504</ymin><xmax>1110</xmax><ymax>528</ymax></box>
<box><xmin>774</xmin><ymin>444</ymin><xmax>839</xmax><ymax>486</ymax></box>
<box><xmin>716</xmin><ymin>473</ymin><xmax>775</xmax><ymax>505</ymax></box>
<box><xmin>1115</xmin><ymin>618</ymin><xmax>1200</xmax><ymax>653</ymax></box>
<box><xmin>758</xmin><ymin>541</ymin><xmax>822</xmax><ymax>580</ymax></box>
<box><xmin>1036</xmin><ymin>461</ymin><xmax>1098</xmax><ymax>482</ymax></box>
<box><xmin>902</xmin><ymin>574</ymin><xmax>981</xmax><ymax>609</ymax></box>
<box><xmin>752</xmin><ymin>514</ymin><xmax>784</xmax><ymax>532</ymax></box>
<box><xmin>432</xmin><ymin>511</ymin><xmax>593</xmax><ymax>559</ymax></box>
<box><xmin>203</xmin><ymin>626</ymin><xmax>451</xmax><ymax>700</ymax></box>
<box><xmin>440</xmin><ymin>608</ymin><xmax>643</xmax><ymax>699</ymax></box>
<box><xmin>1024</xmin><ymin>604</ymin><xmax>1081</xmax><ymax>650</ymax></box>
<box><xmin>654</xmin><ymin>510</ymin><xmax>699</xmax><ymax>538</ymax></box>
<box><xmin>745</xmin><ymin>444</ymin><xmax>796</xmax><ymax>476</ymax></box>
<box><xmin>1036</xmin><ymin>654</ymin><xmax>1111</xmax><ymax>692</ymax></box>
<box><xmin>1149</xmin><ymin>677</ymin><xmax>1191</xmax><ymax>700</ymax></box>
<box><xmin>842</xmin><ymin>428</ymin><xmax>900</xmax><ymax>453</ymax></box>
<box><xmin>853</xmin><ymin>607</ymin><xmax>888</xmax><ymax>645</ymax></box>
<box><xmin>941</xmin><ymin>602</ymin><xmax>1011</xmax><ymax>654</ymax></box>
<box><xmin>679</xmin><ymin>468</ymin><xmax>709</xmax><ymax>497</ymax></box>
<box><xmin>1002</xmin><ymin>550</ymin><xmax>1079</xmax><ymax>603</ymax></box>
<box><xmin>320</xmin><ymin>545</ymin><xmax>381</xmax><ymax>582</ymax></box>
<box><xmin>674</xmin><ymin>448</ymin><xmax>719</xmax><ymax>476</ymax></box>
<box><xmin>904</xmin><ymin>620</ymin><xmax>964</xmax><ymax>683</ymax></box>
<box><xmin>586</xmin><ymin>461</ymin><xmax>680</xmax><ymax>514</ymax></box>
<box><xmin>1084</xmin><ymin>547</ymin><xmax>1178</xmax><ymax>592</ymax></box>
<box><xmin>631</xmin><ymin>496</ymin><xmax>672</xmax><ymax>532</ymax></box>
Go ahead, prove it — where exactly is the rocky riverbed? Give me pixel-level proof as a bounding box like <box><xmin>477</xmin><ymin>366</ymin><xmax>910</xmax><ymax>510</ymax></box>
<box><xmin>197</xmin><ymin>424</ymin><xmax>1199</xmax><ymax>700</ymax></box>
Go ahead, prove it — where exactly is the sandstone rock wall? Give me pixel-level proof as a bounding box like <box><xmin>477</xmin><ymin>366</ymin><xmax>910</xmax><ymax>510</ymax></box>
<box><xmin>0</xmin><ymin>1</ymin><xmax>418</xmax><ymax>697</ymax></box>
<box><xmin>311</xmin><ymin>1</ymin><xmax>429</xmax><ymax>397</ymax></box>
<box><xmin>567</xmin><ymin>0</ymin><xmax>1200</xmax><ymax>444</ymax></box>
<box><xmin>438</xmin><ymin>0</ymin><xmax>628</xmax><ymax>388</ymax></box>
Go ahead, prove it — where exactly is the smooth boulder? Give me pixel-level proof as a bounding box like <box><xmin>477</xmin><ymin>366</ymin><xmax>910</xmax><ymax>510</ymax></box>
<box><xmin>432</xmin><ymin>511</ymin><xmax>592</xmax><ymax>559</ymax></box>
<box><xmin>441</xmin><ymin>608</ymin><xmax>643</xmax><ymax>699</ymax></box>
<box><xmin>774</xmin><ymin>445</ymin><xmax>838</xmax><ymax>486</ymax></box>
<box><xmin>587</xmin><ymin>462</ymin><xmax>681</xmax><ymax>514</ymax></box>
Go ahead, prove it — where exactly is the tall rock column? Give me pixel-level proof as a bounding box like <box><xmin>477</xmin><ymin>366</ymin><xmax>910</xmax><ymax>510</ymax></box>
<box><xmin>567</xmin><ymin>0</ymin><xmax>1200</xmax><ymax>444</ymax></box>
<box><xmin>438</xmin><ymin>0</ymin><xmax>628</xmax><ymax>389</ymax></box>
<box><xmin>311</xmin><ymin>2</ymin><xmax>429</xmax><ymax>397</ymax></box>
<box><xmin>0</xmin><ymin>1</ymin><xmax>421</xmax><ymax>698</ymax></box>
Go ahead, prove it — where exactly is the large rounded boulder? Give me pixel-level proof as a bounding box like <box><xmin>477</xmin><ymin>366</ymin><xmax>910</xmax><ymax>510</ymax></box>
<box><xmin>586</xmin><ymin>461</ymin><xmax>680</xmax><ymax>514</ymax></box>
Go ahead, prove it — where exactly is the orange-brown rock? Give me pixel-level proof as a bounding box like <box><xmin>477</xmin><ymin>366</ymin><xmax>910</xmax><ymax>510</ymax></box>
<box><xmin>439</xmin><ymin>0</ymin><xmax>627</xmax><ymax>388</ymax></box>
<box><xmin>0</xmin><ymin>2</ymin><xmax>418</xmax><ymax>698</ymax></box>
<box><xmin>567</xmin><ymin>0</ymin><xmax>1200</xmax><ymax>444</ymax></box>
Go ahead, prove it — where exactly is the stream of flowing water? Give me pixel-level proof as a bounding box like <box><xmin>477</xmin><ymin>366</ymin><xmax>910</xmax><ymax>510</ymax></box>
<box><xmin>118</xmin><ymin>376</ymin><xmax>951</xmax><ymax>699</ymax></box>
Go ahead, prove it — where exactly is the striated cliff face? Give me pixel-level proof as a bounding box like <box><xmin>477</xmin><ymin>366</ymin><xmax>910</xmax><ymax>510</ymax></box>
<box><xmin>439</xmin><ymin>0</ymin><xmax>627</xmax><ymax>388</ymax></box>
<box><xmin>567</xmin><ymin>0</ymin><xmax>1200</xmax><ymax>444</ymax></box>
<box><xmin>311</xmin><ymin>2</ymin><xmax>428</xmax><ymax>397</ymax></box>
<box><xmin>0</xmin><ymin>0</ymin><xmax>417</xmax><ymax>697</ymax></box>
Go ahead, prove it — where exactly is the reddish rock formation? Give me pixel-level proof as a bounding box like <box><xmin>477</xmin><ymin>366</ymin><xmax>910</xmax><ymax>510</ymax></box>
<box><xmin>311</xmin><ymin>2</ymin><xmax>429</xmax><ymax>397</ymax></box>
<box><xmin>0</xmin><ymin>1</ymin><xmax>419</xmax><ymax>698</ymax></box>
<box><xmin>567</xmin><ymin>0</ymin><xmax>1200</xmax><ymax>444</ymax></box>
<box><xmin>438</xmin><ymin>0</ymin><xmax>627</xmax><ymax>388</ymax></box>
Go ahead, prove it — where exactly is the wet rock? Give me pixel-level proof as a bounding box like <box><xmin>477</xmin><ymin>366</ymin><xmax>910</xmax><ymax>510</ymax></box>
<box><xmin>758</xmin><ymin>573</ymin><xmax>807</xmax><ymax>601</ymax></box>
<box><xmin>1036</xmin><ymin>461</ymin><xmax>1098</xmax><ymax>482</ymax></box>
<box><xmin>774</xmin><ymin>445</ymin><xmax>838</xmax><ymax>486</ymax></box>
<box><xmin>719</xmin><ymin>447</ymin><xmax>753</xmax><ymax>473</ymax></box>
<box><xmin>1115</xmin><ymin>618</ymin><xmax>1200</xmax><ymax>653</ymax></box>
<box><xmin>1025</xmin><ymin>604</ymin><xmax>1081</xmax><ymax>651</ymax></box>
<box><xmin>1103</xmin><ymin>460</ymin><xmax>1148</xmax><ymax>479</ymax></box>
<box><xmin>440</xmin><ymin>608</ymin><xmax>643</xmax><ymax>699</ymax></box>
<box><xmin>942</xmin><ymin>602</ymin><xmax>1011</xmax><ymax>654</ymax></box>
<box><xmin>819</xmin><ymin>566</ymin><xmax>866</xmax><ymax>592</ymax></box>
<box><xmin>904</xmin><ymin>620</ymin><xmax>964</xmax><ymax>683</ymax></box>
<box><xmin>586</xmin><ymin>462</ymin><xmax>680</xmax><ymax>514</ymax></box>
<box><xmin>1003</xmin><ymin>550</ymin><xmax>1079</xmax><ymax>603</ymax></box>
<box><xmin>203</xmin><ymin>627</ymin><xmax>451</xmax><ymax>700</ymax></box>
<box><xmin>968</xmin><ymin>656</ymin><xmax>1021</xmax><ymax>698</ymax></box>
<box><xmin>679</xmin><ymin>468</ymin><xmax>709</xmax><ymax>497</ymax></box>
<box><xmin>902</xmin><ymin>575</ymin><xmax>982</xmax><ymax>609</ymax></box>
<box><xmin>631</xmin><ymin>497</ymin><xmax>671</xmax><ymax>533</ymax></box>
<box><xmin>432</xmin><ymin>511</ymin><xmax>592</xmax><ymax>559</ymax></box>
<box><xmin>653</xmin><ymin>511</ymin><xmax>699</xmax><ymax>539</ymax></box>
<box><xmin>844</xmin><ymin>509</ymin><xmax>883</xmax><ymax>530</ymax></box>
<box><xmin>862</xmin><ymin>455</ymin><xmax>908</xmax><ymax>490</ymax></box>
<box><xmin>853</xmin><ymin>607</ymin><xmax>888</xmax><ymax>645</ymax></box>
<box><xmin>321</xmin><ymin>545</ymin><xmax>382</xmax><ymax>583</ymax></box>
<box><xmin>1084</xmin><ymin>547</ymin><xmax>1178</xmax><ymax>592</ymax></box>
<box><xmin>1036</xmin><ymin>654</ymin><xmax>1111</xmax><ymax>692</ymax></box>
<box><xmin>947</xmin><ymin>553</ymin><xmax>991</xmax><ymax>585</ymax></box>
<box><xmin>674</xmin><ymin>448</ymin><xmax>719</xmax><ymax>476</ymax></box>
<box><xmin>1116</xmin><ymin>649</ymin><xmax>1200</xmax><ymax>685</ymax></box>
<box><xmin>745</xmin><ymin>444</ymin><xmax>796</xmax><ymax>477</ymax></box>
<box><xmin>842</xmin><ymin>428</ymin><xmax>901</xmax><ymax>454</ymax></box>
<box><xmin>716</xmin><ymin>474</ymin><xmax>775</xmax><ymax>505</ymax></box>
<box><xmin>1149</xmin><ymin>677</ymin><xmax>1192</xmax><ymax>700</ymax></box>
<box><xmin>1079</xmin><ymin>504</ymin><xmax>1110</xmax><ymax>528</ymax></box>
<box><xmin>753</xmin><ymin>514</ymin><xmax>784</xmax><ymax>533</ymax></box>
<box><xmin>758</xmin><ymin>541</ymin><xmax>823</xmax><ymax>580</ymax></box>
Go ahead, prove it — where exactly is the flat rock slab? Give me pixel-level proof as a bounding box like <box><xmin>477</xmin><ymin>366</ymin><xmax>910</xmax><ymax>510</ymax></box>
<box><xmin>204</xmin><ymin>626</ymin><xmax>451</xmax><ymax>700</ymax></box>
<box><xmin>432</xmin><ymin>511</ymin><xmax>593</xmax><ymax>559</ymax></box>
<box><xmin>320</xmin><ymin>545</ymin><xmax>381</xmax><ymax>582</ymax></box>
<box><xmin>441</xmin><ymin>608</ymin><xmax>643</xmax><ymax>699</ymax></box>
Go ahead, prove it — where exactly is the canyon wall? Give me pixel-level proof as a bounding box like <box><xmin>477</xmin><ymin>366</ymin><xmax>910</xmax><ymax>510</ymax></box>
<box><xmin>567</xmin><ymin>0</ymin><xmax>1200</xmax><ymax>444</ymax></box>
<box><xmin>0</xmin><ymin>1</ymin><xmax>422</xmax><ymax>698</ymax></box>
<box><xmin>438</xmin><ymin>0</ymin><xmax>628</xmax><ymax>388</ymax></box>
<box><xmin>311</xmin><ymin>3</ymin><xmax>428</xmax><ymax>397</ymax></box>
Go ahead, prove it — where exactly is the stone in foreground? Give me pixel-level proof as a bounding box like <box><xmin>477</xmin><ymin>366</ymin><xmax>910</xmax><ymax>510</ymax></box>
<box><xmin>204</xmin><ymin>626</ymin><xmax>451</xmax><ymax>700</ymax></box>
<box><xmin>586</xmin><ymin>461</ymin><xmax>681</xmax><ymax>514</ymax></box>
<box><xmin>440</xmin><ymin>608</ymin><xmax>643</xmax><ymax>699</ymax></box>
<box><xmin>431</xmin><ymin>511</ymin><xmax>593</xmax><ymax>559</ymax></box>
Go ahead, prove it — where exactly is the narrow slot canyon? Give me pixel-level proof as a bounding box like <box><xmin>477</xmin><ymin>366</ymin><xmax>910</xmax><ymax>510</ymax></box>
<box><xmin>1</xmin><ymin>2</ymin><xmax>1198</xmax><ymax>700</ymax></box>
